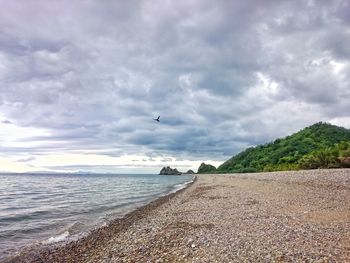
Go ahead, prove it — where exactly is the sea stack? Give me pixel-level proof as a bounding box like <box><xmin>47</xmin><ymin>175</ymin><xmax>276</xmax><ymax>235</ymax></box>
<box><xmin>159</xmin><ymin>166</ymin><xmax>182</xmax><ymax>175</ymax></box>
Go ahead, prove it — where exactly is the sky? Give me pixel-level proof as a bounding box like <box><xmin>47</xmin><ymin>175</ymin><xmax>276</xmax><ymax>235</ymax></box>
<box><xmin>1</xmin><ymin>0</ymin><xmax>350</xmax><ymax>173</ymax></box>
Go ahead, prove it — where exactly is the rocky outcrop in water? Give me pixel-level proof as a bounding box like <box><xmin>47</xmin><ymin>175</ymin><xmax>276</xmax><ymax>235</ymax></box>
<box><xmin>159</xmin><ymin>166</ymin><xmax>182</xmax><ymax>175</ymax></box>
<box><xmin>185</xmin><ymin>169</ymin><xmax>195</xmax><ymax>174</ymax></box>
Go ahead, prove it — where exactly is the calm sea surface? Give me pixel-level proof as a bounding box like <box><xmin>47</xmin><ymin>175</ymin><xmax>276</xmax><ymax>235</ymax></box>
<box><xmin>0</xmin><ymin>173</ymin><xmax>193</xmax><ymax>260</ymax></box>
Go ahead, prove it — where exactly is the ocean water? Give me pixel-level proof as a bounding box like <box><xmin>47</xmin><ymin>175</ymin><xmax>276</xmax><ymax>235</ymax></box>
<box><xmin>0</xmin><ymin>173</ymin><xmax>194</xmax><ymax>260</ymax></box>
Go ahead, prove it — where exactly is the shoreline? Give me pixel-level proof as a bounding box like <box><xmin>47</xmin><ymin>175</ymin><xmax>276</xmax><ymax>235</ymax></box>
<box><xmin>5</xmin><ymin>169</ymin><xmax>350</xmax><ymax>262</ymax></box>
<box><xmin>4</xmin><ymin>176</ymin><xmax>197</xmax><ymax>263</ymax></box>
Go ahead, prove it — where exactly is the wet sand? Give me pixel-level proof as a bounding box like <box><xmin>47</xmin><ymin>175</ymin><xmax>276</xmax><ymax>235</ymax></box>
<box><xmin>6</xmin><ymin>169</ymin><xmax>350</xmax><ymax>262</ymax></box>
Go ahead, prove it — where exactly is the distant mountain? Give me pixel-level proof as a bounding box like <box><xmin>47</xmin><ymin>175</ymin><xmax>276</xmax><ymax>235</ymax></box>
<box><xmin>217</xmin><ymin>122</ymin><xmax>350</xmax><ymax>173</ymax></box>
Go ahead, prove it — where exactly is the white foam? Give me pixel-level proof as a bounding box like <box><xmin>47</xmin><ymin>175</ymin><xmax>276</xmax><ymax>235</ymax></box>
<box><xmin>41</xmin><ymin>231</ymin><xmax>69</xmax><ymax>245</ymax></box>
<box><xmin>169</xmin><ymin>176</ymin><xmax>196</xmax><ymax>194</ymax></box>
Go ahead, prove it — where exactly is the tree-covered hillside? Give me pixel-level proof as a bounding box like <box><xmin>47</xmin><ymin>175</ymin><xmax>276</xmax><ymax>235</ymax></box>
<box><xmin>197</xmin><ymin>163</ymin><xmax>217</xmax><ymax>174</ymax></box>
<box><xmin>298</xmin><ymin>141</ymin><xmax>350</xmax><ymax>169</ymax></box>
<box><xmin>217</xmin><ymin>122</ymin><xmax>350</xmax><ymax>173</ymax></box>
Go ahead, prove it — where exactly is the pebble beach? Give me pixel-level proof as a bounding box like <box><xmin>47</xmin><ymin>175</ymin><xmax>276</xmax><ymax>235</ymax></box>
<box><xmin>6</xmin><ymin>169</ymin><xmax>350</xmax><ymax>262</ymax></box>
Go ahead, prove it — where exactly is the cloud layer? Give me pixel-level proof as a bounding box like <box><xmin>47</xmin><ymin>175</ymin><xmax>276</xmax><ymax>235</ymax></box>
<box><xmin>1</xmin><ymin>0</ymin><xmax>350</xmax><ymax>172</ymax></box>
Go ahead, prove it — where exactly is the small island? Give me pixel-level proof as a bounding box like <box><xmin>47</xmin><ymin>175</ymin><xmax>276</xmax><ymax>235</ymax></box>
<box><xmin>159</xmin><ymin>167</ymin><xmax>196</xmax><ymax>175</ymax></box>
<box><xmin>159</xmin><ymin>166</ymin><xmax>182</xmax><ymax>175</ymax></box>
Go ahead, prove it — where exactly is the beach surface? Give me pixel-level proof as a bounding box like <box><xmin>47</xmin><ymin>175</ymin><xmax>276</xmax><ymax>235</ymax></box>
<box><xmin>7</xmin><ymin>169</ymin><xmax>350</xmax><ymax>262</ymax></box>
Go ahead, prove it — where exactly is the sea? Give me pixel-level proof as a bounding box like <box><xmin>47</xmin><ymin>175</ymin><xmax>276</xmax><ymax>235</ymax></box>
<box><xmin>0</xmin><ymin>173</ymin><xmax>194</xmax><ymax>260</ymax></box>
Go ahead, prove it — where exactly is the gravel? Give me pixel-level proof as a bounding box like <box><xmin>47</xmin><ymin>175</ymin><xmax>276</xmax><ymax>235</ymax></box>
<box><xmin>6</xmin><ymin>169</ymin><xmax>350</xmax><ymax>262</ymax></box>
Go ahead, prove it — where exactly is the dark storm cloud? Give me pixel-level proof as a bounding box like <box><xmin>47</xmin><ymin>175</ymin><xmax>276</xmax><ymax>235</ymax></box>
<box><xmin>0</xmin><ymin>0</ymin><xmax>350</xmax><ymax>163</ymax></box>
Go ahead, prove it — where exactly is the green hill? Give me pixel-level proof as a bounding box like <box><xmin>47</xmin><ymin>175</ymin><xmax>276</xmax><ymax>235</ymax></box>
<box><xmin>217</xmin><ymin>122</ymin><xmax>350</xmax><ymax>173</ymax></box>
<box><xmin>197</xmin><ymin>162</ymin><xmax>217</xmax><ymax>174</ymax></box>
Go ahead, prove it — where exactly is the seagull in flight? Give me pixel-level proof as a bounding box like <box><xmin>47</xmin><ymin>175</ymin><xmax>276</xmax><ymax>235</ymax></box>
<box><xmin>153</xmin><ymin>116</ymin><xmax>160</xmax><ymax>122</ymax></box>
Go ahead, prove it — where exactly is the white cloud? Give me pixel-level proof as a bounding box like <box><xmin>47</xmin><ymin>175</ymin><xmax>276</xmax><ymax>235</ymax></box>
<box><xmin>0</xmin><ymin>119</ymin><xmax>51</xmax><ymax>149</ymax></box>
<box><xmin>0</xmin><ymin>157</ymin><xmax>38</xmax><ymax>173</ymax></box>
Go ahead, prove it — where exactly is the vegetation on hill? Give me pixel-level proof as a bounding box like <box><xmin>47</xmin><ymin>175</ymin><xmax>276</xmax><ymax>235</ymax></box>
<box><xmin>298</xmin><ymin>141</ymin><xmax>350</xmax><ymax>169</ymax></box>
<box><xmin>217</xmin><ymin>122</ymin><xmax>350</xmax><ymax>173</ymax></box>
<box><xmin>197</xmin><ymin>163</ymin><xmax>217</xmax><ymax>174</ymax></box>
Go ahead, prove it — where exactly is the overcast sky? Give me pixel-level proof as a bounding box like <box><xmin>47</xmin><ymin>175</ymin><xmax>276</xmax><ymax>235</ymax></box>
<box><xmin>1</xmin><ymin>0</ymin><xmax>350</xmax><ymax>173</ymax></box>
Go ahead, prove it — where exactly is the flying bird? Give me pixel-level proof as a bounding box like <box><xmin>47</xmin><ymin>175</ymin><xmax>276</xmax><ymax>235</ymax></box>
<box><xmin>153</xmin><ymin>116</ymin><xmax>160</xmax><ymax>122</ymax></box>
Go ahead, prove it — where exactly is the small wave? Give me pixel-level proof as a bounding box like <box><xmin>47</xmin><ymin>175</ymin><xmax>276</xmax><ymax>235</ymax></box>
<box><xmin>41</xmin><ymin>231</ymin><xmax>69</xmax><ymax>245</ymax></box>
<box><xmin>66</xmin><ymin>221</ymin><xmax>87</xmax><ymax>235</ymax></box>
<box><xmin>167</xmin><ymin>176</ymin><xmax>196</xmax><ymax>194</ymax></box>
